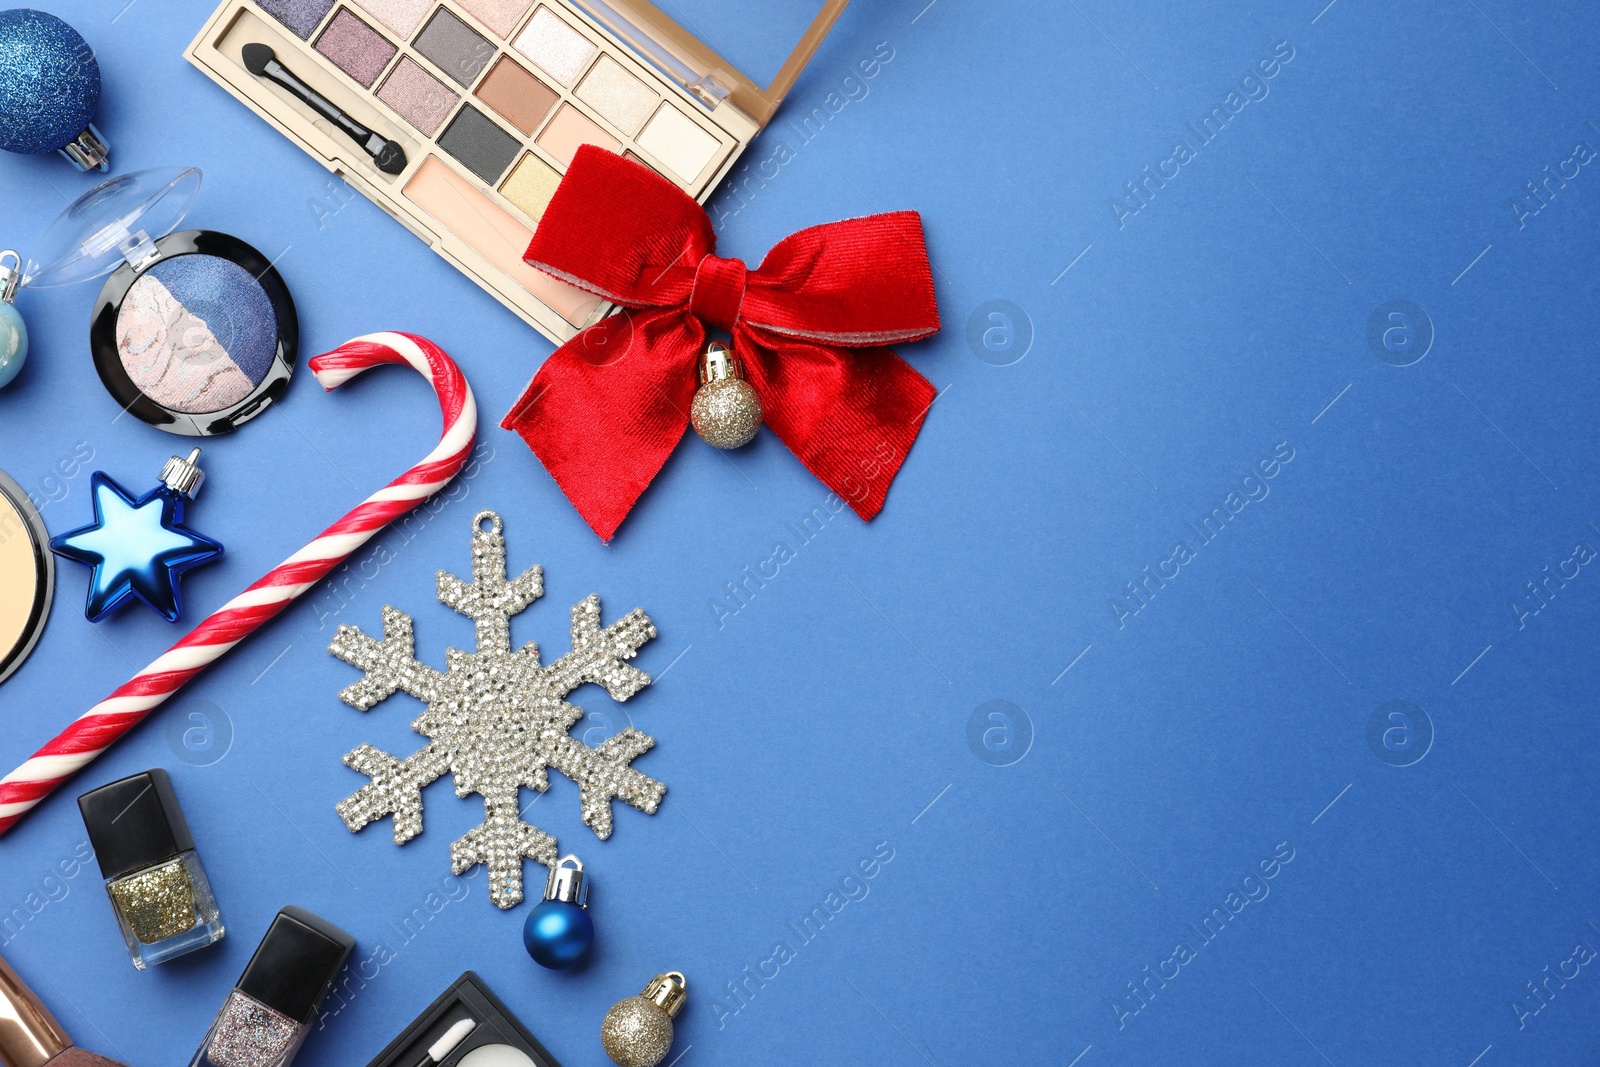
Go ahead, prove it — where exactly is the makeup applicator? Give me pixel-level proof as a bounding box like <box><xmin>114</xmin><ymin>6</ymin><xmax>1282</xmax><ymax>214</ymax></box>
<box><xmin>241</xmin><ymin>43</ymin><xmax>406</xmax><ymax>174</ymax></box>
<box><xmin>417</xmin><ymin>1020</ymin><xmax>476</xmax><ymax>1066</ymax></box>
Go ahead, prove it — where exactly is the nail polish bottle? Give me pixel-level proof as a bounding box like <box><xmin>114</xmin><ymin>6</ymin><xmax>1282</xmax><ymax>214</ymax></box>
<box><xmin>78</xmin><ymin>769</ymin><xmax>224</xmax><ymax>970</ymax></box>
<box><xmin>189</xmin><ymin>907</ymin><xmax>354</xmax><ymax>1067</ymax></box>
<box><xmin>0</xmin><ymin>950</ymin><xmax>130</xmax><ymax>1066</ymax></box>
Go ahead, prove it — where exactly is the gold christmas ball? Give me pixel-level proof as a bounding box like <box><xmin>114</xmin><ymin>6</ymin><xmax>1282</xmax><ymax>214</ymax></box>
<box><xmin>691</xmin><ymin>378</ymin><xmax>763</xmax><ymax>449</ymax></box>
<box><xmin>600</xmin><ymin>997</ymin><xmax>675</xmax><ymax>1067</ymax></box>
<box><xmin>602</xmin><ymin>972</ymin><xmax>686</xmax><ymax>1067</ymax></box>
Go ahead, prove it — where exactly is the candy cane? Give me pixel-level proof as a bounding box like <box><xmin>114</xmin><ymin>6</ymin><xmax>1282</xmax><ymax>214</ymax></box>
<box><xmin>0</xmin><ymin>332</ymin><xmax>477</xmax><ymax>836</ymax></box>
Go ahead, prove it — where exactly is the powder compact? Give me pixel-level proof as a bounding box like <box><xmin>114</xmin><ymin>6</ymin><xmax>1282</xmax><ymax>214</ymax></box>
<box><xmin>24</xmin><ymin>166</ymin><xmax>298</xmax><ymax>435</ymax></box>
<box><xmin>364</xmin><ymin>972</ymin><xmax>561</xmax><ymax>1067</ymax></box>
<box><xmin>0</xmin><ymin>469</ymin><xmax>52</xmax><ymax>686</ymax></box>
<box><xmin>185</xmin><ymin>0</ymin><xmax>848</xmax><ymax>344</ymax></box>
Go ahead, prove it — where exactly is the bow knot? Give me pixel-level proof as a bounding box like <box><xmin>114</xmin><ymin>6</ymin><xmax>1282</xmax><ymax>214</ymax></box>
<box><xmin>502</xmin><ymin>146</ymin><xmax>941</xmax><ymax>542</ymax></box>
<box><xmin>689</xmin><ymin>254</ymin><xmax>748</xmax><ymax>334</ymax></box>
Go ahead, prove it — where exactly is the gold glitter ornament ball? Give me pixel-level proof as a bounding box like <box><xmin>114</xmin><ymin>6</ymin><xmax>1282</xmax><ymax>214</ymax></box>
<box><xmin>601</xmin><ymin>971</ymin><xmax>687</xmax><ymax>1067</ymax></box>
<box><xmin>690</xmin><ymin>342</ymin><xmax>761</xmax><ymax>449</ymax></box>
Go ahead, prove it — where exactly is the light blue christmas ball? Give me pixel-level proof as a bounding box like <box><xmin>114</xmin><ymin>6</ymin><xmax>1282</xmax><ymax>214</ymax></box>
<box><xmin>0</xmin><ymin>9</ymin><xmax>101</xmax><ymax>156</ymax></box>
<box><xmin>0</xmin><ymin>301</ymin><xmax>26</xmax><ymax>388</ymax></box>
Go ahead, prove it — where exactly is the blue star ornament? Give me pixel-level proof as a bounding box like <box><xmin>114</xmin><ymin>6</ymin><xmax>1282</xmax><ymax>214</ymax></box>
<box><xmin>50</xmin><ymin>451</ymin><xmax>223</xmax><ymax>622</ymax></box>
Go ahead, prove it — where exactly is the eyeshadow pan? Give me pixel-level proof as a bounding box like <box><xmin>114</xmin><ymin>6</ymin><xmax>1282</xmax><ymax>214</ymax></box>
<box><xmin>414</xmin><ymin>8</ymin><xmax>496</xmax><ymax>87</ymax></box>
<box><xmin>456</xmin><ymin>1047</ymin><xmax>538</xmax><ymax>1067</ymax></box>
<box><xmin>352</xmin><ymin>0</ymin><xmax>431</xmax><ymax>38</ymax></box>
<box><xmin>500</xmin><ymin>153</ymin><xmax>561</xmax><ymax>221</ymax></box>
<box><xmin>512</xmin><ymin>7</ymin><xmax>596</xmax><ymax>87</ymax></box>
<box><xmin>115</xmin><ymin>255</ymin><xmax>279</xmax><ymax>415</ymax></box>
<box><xmin>623</xmin><ymin>150</ymin><xmax>663</xmax><ymax>177</ymax></box>
<box><xmin>576</xmin><ymin>54</ymin><xmax>657</xmax><ymax>135</ymax></box>
<box><xmin>438</xmin><ymin>104</ymin><xmax>522</xmax><ymax>183</ymax></box>
<box><xmin>316</xmin><ymin>8</ymin><xmax>397</xmax><ymax>88</ymax></box>
<box><xmin>256</xmin><ymin>0</ymin><xmax>336</xmax><ymax>40</ymax></box>
<box><xmin>403</xmin><ymin>156</ymin><xmax>601</xmax><ymax>326</ymax></box>
<box><xmin>476</xmin><ymin>56</ymin><xmax>558</xmax><ymax>136</ymax></box>
<box><xmin>535</xmin><ymin>103</ymin><xmax>620</xmax><ymax>168</ymax></box>
<box><xmin>456</xmin><ymin>0</ymin><xmax>531</xmax><ymax>38</ymax></box>
<box><xmin>378</xmin><ymin>56</ymin><xmax>458</xmax><ymax>136</ymax></box>
<box><xmin>636</xmin><ymin>105</ymin><xmax>719</xmax><ymax>183</ymax></box>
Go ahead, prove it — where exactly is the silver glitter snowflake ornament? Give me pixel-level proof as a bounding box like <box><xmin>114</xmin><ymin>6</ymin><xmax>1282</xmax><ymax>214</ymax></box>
<box><xmin>329</xmin><ymin>510</ymin><xmax>665</xmax><ymax>908</ymax></box>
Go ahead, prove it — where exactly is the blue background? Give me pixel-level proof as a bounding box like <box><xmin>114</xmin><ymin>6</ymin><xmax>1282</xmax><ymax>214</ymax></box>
<box><xmin>2</xmin><ymin>0</ymin><xmax>1598</xmax><ymax>1064</ymax></box>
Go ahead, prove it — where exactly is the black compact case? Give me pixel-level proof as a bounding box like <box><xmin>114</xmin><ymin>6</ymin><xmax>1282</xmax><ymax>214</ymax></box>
<box><xmin>364</xmin><ymin>973</ymin><xmax>562</xmax><ymax>1067</ymax></box>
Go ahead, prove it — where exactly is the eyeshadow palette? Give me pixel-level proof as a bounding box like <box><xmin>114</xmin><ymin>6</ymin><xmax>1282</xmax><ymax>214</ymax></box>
<box><xmin>187</xmin><ymin>0</ymin><xmax>848</xmax><ymax>344</ymax></box>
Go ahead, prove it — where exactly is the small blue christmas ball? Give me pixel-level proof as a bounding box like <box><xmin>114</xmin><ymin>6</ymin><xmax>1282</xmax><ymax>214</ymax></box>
<box><xmin>523</xmin><ymin>899</ymin><xmax>594</xmax><ymax>969</ymax></box>
<box><xmin>0</xmin><ymin>9</ymin><xmax>101</xmax><ymax>155</ymax></box>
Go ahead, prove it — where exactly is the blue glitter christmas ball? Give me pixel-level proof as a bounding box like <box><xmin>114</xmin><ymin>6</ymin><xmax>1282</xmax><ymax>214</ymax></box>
<box><xmin>0</xmin><ymin>9</ymin><xmax>101</xmax><ymax>155</ymax></box>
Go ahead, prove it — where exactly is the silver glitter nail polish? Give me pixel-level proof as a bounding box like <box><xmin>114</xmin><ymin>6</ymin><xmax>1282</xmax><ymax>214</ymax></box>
<box><xmin>203</xmin><ymin>993</ymin><xmax>297</xmax><ymax>1067</ymax></box>
<box><xmin>190</xmin><ymin>907</ymin><xmax>354</xmax><ymax>1067</ymax></box>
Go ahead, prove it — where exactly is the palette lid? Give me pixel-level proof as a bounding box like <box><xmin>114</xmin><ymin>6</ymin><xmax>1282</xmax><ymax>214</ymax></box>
<box><xmin>25</xmin><ymin>166</ymin><xmax>201</xmax><ymax>289</ymax></box>
<box><xmin>573</xmin><ymin>0</ymin><xmax>848</xmax><ymax>125</ymax></box>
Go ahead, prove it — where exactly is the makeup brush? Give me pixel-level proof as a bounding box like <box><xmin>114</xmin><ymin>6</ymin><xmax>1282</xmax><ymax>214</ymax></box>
<box><xmin>241</xmin><ymin>42</ymin><xmax>406</xmax><ymax>175</ymax></box>
<box><xmin>416</xmin><ymin>1019</ymin><xmax>477</xmax><ymax>1066</ymax></box>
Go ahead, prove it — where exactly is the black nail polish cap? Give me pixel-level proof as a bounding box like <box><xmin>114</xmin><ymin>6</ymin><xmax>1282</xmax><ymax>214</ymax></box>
<box><xmin>78</xmin><ymin>768</ymin><xmax>196</xmax><ymax>881</ymax></box>
<box><xmin>236</xmin><ymin>906</ymin><xmax>355</xmax><ymax>1024</ymax></box>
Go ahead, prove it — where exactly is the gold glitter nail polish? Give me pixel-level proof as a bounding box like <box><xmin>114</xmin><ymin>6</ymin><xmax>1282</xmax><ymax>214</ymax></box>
<box><xmin>79</xmin><ymin>770</ymin><xmax>225</xmax><ymax>969</ymax></box>
<box><xmin>109</xmin><ymin>858</ymin><xmax>198</xmax><ymax>943</ymax></box>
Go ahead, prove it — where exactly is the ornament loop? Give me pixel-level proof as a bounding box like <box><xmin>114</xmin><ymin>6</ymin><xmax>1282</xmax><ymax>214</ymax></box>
<box><xmin>473</xmin><ymin>510</ymin><xmax>501</xmax><ymax>535</ymax></box>
<box><xmin>642</xmin><ymin>971</ymin><xmax>688</xmax><ymax>1016</ymax></box>
<box><xmin>697</xmin><ymin>341</ymin><xmax>738</xmax><ymax>384</ymax></box>
<box><xmin>544</xmin><ymin>853</ymin><xmax>588</xmax><ymax>905</ymax></box>
<box><xmin>0</xmin><ymin>250</ymin><xmax>20</xmax><ymax>304</ymax></box>
<box><xmin>160</xmin><ymin>447</ymin><xmax>206</xmax><ymax>499</ymax></box>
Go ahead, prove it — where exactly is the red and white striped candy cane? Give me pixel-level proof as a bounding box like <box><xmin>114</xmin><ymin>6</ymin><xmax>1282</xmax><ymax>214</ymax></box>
<box><xmin>0</xmin><ymin>332</ymin><xmax>477</xmax><ymax>836</ymax></box>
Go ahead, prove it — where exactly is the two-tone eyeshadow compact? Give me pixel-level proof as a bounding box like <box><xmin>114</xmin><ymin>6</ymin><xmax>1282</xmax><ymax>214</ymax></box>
<box><xmin>25</xmin><ymin>166</ymin><xmax>298</xmax><ymax>435</ymax></box>
<box><xmin>185</xmin><ymin>0</ymin><xmax>848</xmax><ymax>344</ymax></box>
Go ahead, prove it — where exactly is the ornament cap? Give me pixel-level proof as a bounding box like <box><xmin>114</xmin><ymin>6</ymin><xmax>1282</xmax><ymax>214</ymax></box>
<box><xmin>641</xmin><ymin>972</ymin><xmax>687</xmax><ymax>1018</ymax></box>
<box><xmin>697</xmin><ymin>341</ymin><xmax>739</xmax><ymax>384</ymax></box>
<box><xmin>544</xmin><ymin>853</ymin><xmax>588</xmax><ymax>906</ymax></box>
<box><xmin>0</xmin><ymin>251</ymin><xmax>19</xmax><ymax>305</ymax></box>
<box><xmin>161</xmin><ymin>448</ymin><xmax>206</xmax><ymax>498</ymax></box>
<box><xmin>57</xmin><ymin>123</ymin><xmax>108</xmax><ymax>172</ymax></box>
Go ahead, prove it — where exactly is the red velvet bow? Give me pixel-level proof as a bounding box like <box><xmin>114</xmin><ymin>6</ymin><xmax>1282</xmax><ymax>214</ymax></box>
<box><xmin>501</xmin><ymin>146</ymin><xmax>941</xmax><ymax>541</ymax></box>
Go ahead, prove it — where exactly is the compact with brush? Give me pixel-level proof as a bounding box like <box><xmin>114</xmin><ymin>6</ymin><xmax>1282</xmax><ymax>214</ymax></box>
<box><xmin>365</xmin><ymin>972</ymin><xmax>561</xmax><ymax>1067</ymax></box>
